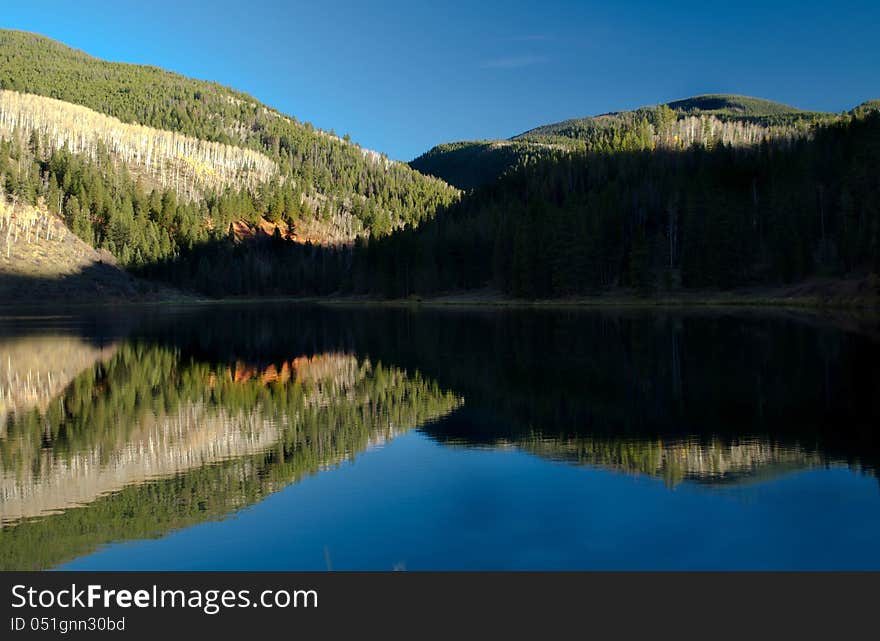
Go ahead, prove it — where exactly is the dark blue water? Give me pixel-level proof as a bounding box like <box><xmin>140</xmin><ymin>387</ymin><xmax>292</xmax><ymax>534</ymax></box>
<box><xmin>2</xmin><ymin>305</ymin><xmax>879</xmax><ymax>570</ymax></box>
<box><xmin>61</xmin><ymin>430</ymin><xmax>880</xmax><ymax>571</ymax></box>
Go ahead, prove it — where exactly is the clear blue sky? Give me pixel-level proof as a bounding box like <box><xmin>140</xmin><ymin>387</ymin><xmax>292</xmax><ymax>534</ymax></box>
<box><xmin>5</xmin><ymin>0</ymin><xmax>879</xmax><ymax>160</ymax></box>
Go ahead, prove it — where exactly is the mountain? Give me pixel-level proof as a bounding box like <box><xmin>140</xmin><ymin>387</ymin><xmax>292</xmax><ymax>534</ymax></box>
<box><xmin>0</xmin><ymin>29</ymin><xmax>458</xmax><ymax>248</ymax></box>
<box><xmin>364</xmin><ymin>108</ymin><xmax>880</xmax><ymax>300</ymax></box>
<box><xmin>2</xmin><ymin>28</ymin><xmax>877</xmax><ymax>302</ymax></box>
<box><xmin>0</xmin><ymin>342</ymin><xmax>460</xmax><ymax>568</ymax></box>
<box><xmin>664</xmin><ymin>94</ymin><xmax>804</xmax><ymax>117</ymax></box>
<box><xmin>411</xmin><ymin>94</ymin><xmax>838</xmax><ymax>189</ymax></box>
<box><xmin>853</xmin><ymin>99</ymin><xmax>880</xmax><ymax>115</ymax></box>
<box><xmin>407</xmin><ymin>140</ymin><xmax>554</xmax><ymax>192</ymax></box>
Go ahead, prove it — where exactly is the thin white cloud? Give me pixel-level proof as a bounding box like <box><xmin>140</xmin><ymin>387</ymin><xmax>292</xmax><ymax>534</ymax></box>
<box><xmin>480</xmin><ymin>55</ymin><xmax>549</xmax><ymax>69</ymax></box>
<box><xmin>507</xmin><ymin>35</ymin><xmax>551</xmax><ymax>42</ymax></box>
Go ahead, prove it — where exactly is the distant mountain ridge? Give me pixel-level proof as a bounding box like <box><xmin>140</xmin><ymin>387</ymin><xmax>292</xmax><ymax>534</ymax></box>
<box><xmin>854</xmin><ymin>99</ymin><xmax>880</xmax><ymax>114</ymax></box>
<box><xmin>410</xmin><ymin>93</ymin><xmax>858</xmax><ymax>189</ymax></box>
<box><xmin>665</xmin><ymin>94</ymin><xmax>803</xmax><ymax>115</ymax></box>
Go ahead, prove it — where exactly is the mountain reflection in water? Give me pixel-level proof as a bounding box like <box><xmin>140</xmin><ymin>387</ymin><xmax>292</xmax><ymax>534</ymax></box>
<box><xmin>0</xmin><ymin>305</ymin><xmax>878</xmax><ymax>570</ymax></box>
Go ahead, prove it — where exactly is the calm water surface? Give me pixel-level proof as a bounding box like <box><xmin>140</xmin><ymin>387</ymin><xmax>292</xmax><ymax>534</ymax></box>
<box><xmin>1</xmin><ymin>305</ymin><xmax>879</xmax><ymax>570</ymax></box>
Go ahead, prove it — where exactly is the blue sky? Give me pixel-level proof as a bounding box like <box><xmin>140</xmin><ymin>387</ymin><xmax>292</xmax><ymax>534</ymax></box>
<box><xmin>4</xmin><ymin>0</ymin><xmax>879</xmax><ymax>160</ymax></box>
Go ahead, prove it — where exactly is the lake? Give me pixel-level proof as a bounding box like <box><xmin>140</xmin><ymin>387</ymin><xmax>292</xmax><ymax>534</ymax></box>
<box><xmin>1</xmin><ymin>304</ymin><xmax>879</xmax><ymax>570</ymax></box>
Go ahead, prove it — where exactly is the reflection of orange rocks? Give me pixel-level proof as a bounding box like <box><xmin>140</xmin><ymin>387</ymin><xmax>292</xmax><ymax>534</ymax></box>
<box><xmin>261</xmin><ymin>364</ymin><xmax>280</xmax><ymax>384</ymax></box>
<box><xmin>226</xmin><ymin>353</ymin><xmax>357</xmax><ymax>388</ymax></box>
<box><xmin>230</xmin><ymin>361</ymin><xmax>290</xmax><ymax>384</ymax></box>
<box><xmin>259</xmin><ymin>363</ymin><xmax>291</xmax><ymax>385</ymax></box>
<box><xmin>1</xmin><ymin>348</ymin><xmax>463</xmax><ymax>526</ymax></box>
<box><xmin>233</xmin><ymin>361</ymin><xmax>255</xmax><ymax>383</ymax></box>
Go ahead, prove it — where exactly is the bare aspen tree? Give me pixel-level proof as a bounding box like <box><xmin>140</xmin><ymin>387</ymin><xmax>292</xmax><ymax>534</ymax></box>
<box><xmin>0</xmin><ymin>90</ymin><xmax>278</xmax><ymax>201</ymax></box>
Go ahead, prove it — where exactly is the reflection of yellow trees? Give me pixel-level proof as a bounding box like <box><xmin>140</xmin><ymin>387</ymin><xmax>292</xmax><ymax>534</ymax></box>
<box><xmin>1</xmin><ymin>402</ymin><xmax>282</xmax><ymax>525</ymax></box>
<box><xmin>0</xmin><ymin>90</ymin><xmax>277</xmax><ymax>198</ymax></box>
<box><xmin>0</xmin><ymin>342</ymin><xmax>461</xmax><ymax>568</ymax></box>
<box><xmin>0</xmin><ymin>335</ymin><xmax>115</xmax><ymax>430</ymax></box>
<box><xmin>518</xmin><ymin>435</ymin><xmax>826</xmax><ymax>488</ymax></box>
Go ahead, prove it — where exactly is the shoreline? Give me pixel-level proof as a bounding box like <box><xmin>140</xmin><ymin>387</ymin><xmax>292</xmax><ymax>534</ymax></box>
<box><xmin>1</xmin><ymin>276</ymin><xmax>877</xmax><ymax>312</ymax></box>
<box><xmin>2</xmin><ymin>290</ymin><xmax>878</xmax><ymax>312</ymax></box>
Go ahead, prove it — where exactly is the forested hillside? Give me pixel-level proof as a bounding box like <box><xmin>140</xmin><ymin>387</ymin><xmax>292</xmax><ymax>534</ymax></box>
<box><xmin>664</xmin><ymin>94</ymin><xmax>807</xmax><ymax>118</ymax></box>
<box><xmin>136</xmin><ymin>108</ymin><xmax>880</xmax><ymax>299</ymax></box>
<box><xmin>361</xmin><ymin>110</ymin><xmax>880</xmax><ymax>298</ymax></box>
<box><xmin>412</xmin><ymin>95</ymin><xmax>837</xmax><ymax>189</ymax></box>
<box><xmin>0</xmin><ymin>90</ymin><xmax>278</xmax><ymax>198</ymax></box>
<box><xmin>1</xmin><ymin>30</ymin><xmax>877</xmax><ymax>303</ymax></box>
<box><xmin>0</xmin><ymin>341</ymin><xmax>460</xmax><ymax>567</ymax></box>
<box><xmin>409</xmin><ymin>140</ymin><xmax>556</xmax><ymax>191</ymax></box>
<box><xmin>0</xmin><ymin>30</ymin><xmax>458</xmax><ymax>248</ymax></box>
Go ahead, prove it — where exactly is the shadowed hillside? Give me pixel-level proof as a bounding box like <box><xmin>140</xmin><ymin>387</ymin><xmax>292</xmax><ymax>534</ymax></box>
<box><xmin>0</xmin><ymin>199</ymin><xmax>177</xmax><ymax>303</ymax></box>
<box><xmin>368</xmin><ymin>111</ymin><xmax>880</xmax><ymax>300</ymax></box>
<box><xmin>412</xmin><ymin>93</ymin><xmax>839</xmax><ymax>189</ymax></box>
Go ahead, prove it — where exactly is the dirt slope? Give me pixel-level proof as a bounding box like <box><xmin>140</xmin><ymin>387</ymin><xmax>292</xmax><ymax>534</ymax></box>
<box><xmin>0</xmin><ymin>201</ymin><xmax>178</xmax><ymax>303</ymax></box>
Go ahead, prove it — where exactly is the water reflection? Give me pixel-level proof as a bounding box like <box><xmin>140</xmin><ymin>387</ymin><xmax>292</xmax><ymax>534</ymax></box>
<box><xmin>0</xmin><ymin>334</ymin><xmax>116</xmax><ymax>429</ymax></box>
<box><xmin>396</xmin><ymin>308</ymin><xmax>880</xmax><ymax>483</ymax></box>
<box><xmin>503</xmin><ymin>435</ymin><xmax>825</xmax><ymax>487</ymax></box>
<box><xmin>1</xmin><ymin>305</ymin><xmax>878</xmax><ymax>570</ymax></box>
<box><xmin>0</xmin><ymin>333</ymin><xmax>461</xmax><ymax>568</ymax></box>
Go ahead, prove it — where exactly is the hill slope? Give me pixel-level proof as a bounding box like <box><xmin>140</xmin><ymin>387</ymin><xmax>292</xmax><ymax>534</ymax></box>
<box><xmin>367</xmin><ymin>110</ymin><xmax>880</xmax><ymax>299</ymax></box>
<box><xmin>412</xmin><ymin>94</ymin><xmax>837</xmax><ymax>189</ymax></box>
<box><xmin>0</xmin><ymin>29</ymin><xmax>458</xmax><ymax>242</ymax></box>
<box><xmin>407</xmin><ymin>140</ymin><xmax>558</xmax><ymax>191</ymax></box>
<box><xmin>0</xmin><ymin>90</ymin><xmax>278</xmax><ymax>198</ymax></box>
<box><xmin>0</xmin><ymin>199</ymin><xmax>175</xmax><ymax>302</ymax></box>
<box><xmin>665</xmin><ymin>94</ymin><xmax>804</xmax><ymax>117</ymax></box>
<box><xmin>853</xmin><ymin>99</ymin><xmax>880</xmax><ymax>114</ymax></box>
